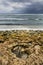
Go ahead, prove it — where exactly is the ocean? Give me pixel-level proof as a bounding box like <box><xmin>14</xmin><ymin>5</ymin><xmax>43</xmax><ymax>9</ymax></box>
<box><xmin>0</xmin><ymin>14</ymin><xmax>43</xmax><ymax>30</ymax></box>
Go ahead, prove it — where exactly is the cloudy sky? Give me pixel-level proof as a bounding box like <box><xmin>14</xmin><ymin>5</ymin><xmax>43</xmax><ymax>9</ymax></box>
<box><xmin>0</xmin><ymin>0</ymin><xmax>43</xmax><ymax>14</ymax></box>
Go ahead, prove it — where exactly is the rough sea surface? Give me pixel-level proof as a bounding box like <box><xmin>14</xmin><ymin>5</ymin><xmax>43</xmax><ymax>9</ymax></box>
<box><xmin>0</xmin><ymin>14</ymin><xmax>43</xmax><ymax>30</ymax></box>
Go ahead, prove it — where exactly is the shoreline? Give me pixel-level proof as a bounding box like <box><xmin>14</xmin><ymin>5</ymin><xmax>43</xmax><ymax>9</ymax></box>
<box><xmin>0</xmin><ymin>25</ymin><xmax>43</xmax><ymax>31</ymax></box>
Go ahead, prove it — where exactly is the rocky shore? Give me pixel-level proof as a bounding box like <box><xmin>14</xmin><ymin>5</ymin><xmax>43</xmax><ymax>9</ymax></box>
<box><xmin>0</xmin><ymin>30</ymin><xmax>43</xmax><ymax>65</ymax></box>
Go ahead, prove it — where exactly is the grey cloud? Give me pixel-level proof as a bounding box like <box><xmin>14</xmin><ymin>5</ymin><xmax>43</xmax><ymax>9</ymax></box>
<box><xmin>2</xmin><ymin>2</ymin><xmax>9</xmax><ymax>6</ymax></box>
<box><xmin>0</xmin><ymin>0</ymin><xmax>43</xmax><ymax>13</ymax></box>
<box><xmin>6</xmin><ymin>0</ymin><xmax>43</xmax><ymax>14</ymax></box>
<box><xmin>9</xmin><ymin>0</ymin><xmax>31</xmax><ymax>2</ymax></box>
<box><xmin>21</xmin><ymin>2</ymin><xmax>43</xmax><ymax>14</ymax></box>
<box><xmin>10</xmin><ymin>1</ymin><xmax>43</xmax><ymax>14</ymax></box>
<box><xmin>9</xmin><ymin>0</ymin><xmax>43</xmax><ymax>2</ymax></box>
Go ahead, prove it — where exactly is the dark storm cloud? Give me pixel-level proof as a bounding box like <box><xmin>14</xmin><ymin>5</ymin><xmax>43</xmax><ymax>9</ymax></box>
<box><xmin>19</xmin><ymin>2</ymin><xmax>43</xmax><ymax>14</ymax></box>
<box><xmin>8</xmin><ymin>0</ymin><xmax>43</xmax><ymax>14</ymax></box>
<box><xmin>0</xmin><ymin>0</ymin><xmax>43</xmax><ymax>13</ymax></box>
<box><xmin>9</xmin><ymin>0</ymin><xmax>43</xmax><ymax>3</ymax></box>
<box><xmin>9</xmin><ymin>0</ymin><xmax>30</xmax><ymax>2</ymax></box>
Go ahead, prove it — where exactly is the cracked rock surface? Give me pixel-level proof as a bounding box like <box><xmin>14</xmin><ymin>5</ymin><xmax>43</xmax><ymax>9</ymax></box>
<box><xmin>0</xmin><ymin>30</ymin><xmax>43</xmax><ymax>65</ymax></box>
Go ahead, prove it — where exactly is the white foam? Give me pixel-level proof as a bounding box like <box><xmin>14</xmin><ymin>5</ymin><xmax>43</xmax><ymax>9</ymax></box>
<box><xmin>0</xmin><ymin>18</ymin><xmax>27</xmax><ymax>21</ymax></box>
<box><xmin>0</xmin><ymin>25</ymin><xmax>43</xmax><ymax>31</ymax></box>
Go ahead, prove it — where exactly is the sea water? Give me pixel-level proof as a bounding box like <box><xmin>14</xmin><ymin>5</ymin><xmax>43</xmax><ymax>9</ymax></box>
<box><xmin>0</xmin><ymin>14</ymin><xmax>43</xmax><ymax>30</ymax></box>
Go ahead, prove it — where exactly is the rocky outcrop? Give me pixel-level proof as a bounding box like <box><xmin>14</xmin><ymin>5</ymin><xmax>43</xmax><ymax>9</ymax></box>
<box><xmin>0</xmin><ymin>30</ymin><xmax>43</xmax><ymax>65</ymax></box>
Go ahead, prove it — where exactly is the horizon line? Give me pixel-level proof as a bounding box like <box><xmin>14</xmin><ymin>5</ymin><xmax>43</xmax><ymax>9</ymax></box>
<box><xmin>0</xmin><ymin>13</ymin><xmax>43</xmax><ymax>15</ymax></box>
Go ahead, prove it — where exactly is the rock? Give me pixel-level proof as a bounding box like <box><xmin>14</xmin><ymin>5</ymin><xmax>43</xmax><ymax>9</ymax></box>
<box><xmin>34</xmin><ymin>45</ymin><xmax>41</xmax><ymax>55</ymax></box>
<box><xmin>0</xmin><ymin>30</ymin><xmax>43</xmax><ymax>65</ymax></box>
<box><xmin>22</xmin><ymin>54</ymin><xmax>28</xmax><ymax>59</ymax></box>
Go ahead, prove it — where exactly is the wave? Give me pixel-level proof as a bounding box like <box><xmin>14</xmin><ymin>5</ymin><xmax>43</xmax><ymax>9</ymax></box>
<box><xmin>0</xmin><ymin>18</ymin><xmax>27</xmax><ymax>21</ymax></box>
<box><xmin>0</xmin><ymin>25</ymin><xmax>43</xmax><ymax>31</ymax></box>
<box><xmin>35</xmin><ymin>18</ymin><xmax>43</xmax><ymax>21</ymax></box>
<box><xmin>0</xmin><ymin>18</ymin><xmax>43</xmax><ymax>21</ymax></box>
<box><xmin>29</xmin><ymin>18</ymin><xmax>43</xmax><ymax>21</ymax></box>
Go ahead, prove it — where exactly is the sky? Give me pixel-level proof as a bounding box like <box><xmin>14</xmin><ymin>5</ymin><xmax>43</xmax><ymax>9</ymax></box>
<box><xmin>0</xmin><ymin>0</ymin><xmax>43</xmax><ymax>14</ymax></box>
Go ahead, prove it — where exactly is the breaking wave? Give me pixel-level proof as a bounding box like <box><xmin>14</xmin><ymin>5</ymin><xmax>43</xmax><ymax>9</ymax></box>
<box><xmin>0</xmin><ymin>18</ymin><xmax>27</xmax><ymax>21</ymax></box>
